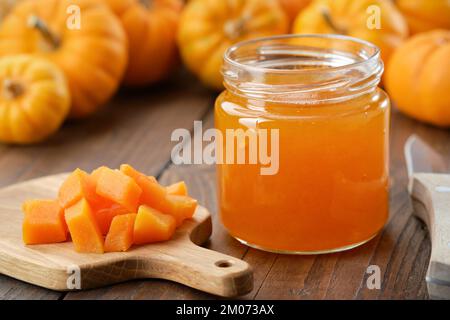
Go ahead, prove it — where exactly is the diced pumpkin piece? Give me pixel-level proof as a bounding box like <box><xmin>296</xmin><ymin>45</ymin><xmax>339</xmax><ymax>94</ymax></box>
<box><xmin>120</xmin><ymin>165</ymin><xmax>195</xmax><ymax>226</ymax></box>
<box><xmin>93</xmin><ymin>203</ymin><xmax>130</xmax><ymax>235</ymax></box>
<box><xmin>90</xmin><ymin>166</ymin><xmax>109</xmax><ymax>184</ymax></box>
<box><xmin>166</xmin><ymin>181</ymin><xmax>188</xmax><ymax>196</ymax></box>
<box><xmin>105</xmin><ymin>214</ymin><xmax>137</xmax><ymax>252</ymax></box>
<box><xmin>58</xmin><ymin>169</ymin><xmax>98</xmax><ymax>209</ymax></box>
<box><xmin>22</xmin><ymin>200</ymin><xmax>67</xmax><ymax>245</ymax></box>
<box><xmin>134</xmin><ymin>205</ymin><xmax>176</xmax><ymax>245</ymax></box>
<box><xmin>95</xmin><ymin>167</ymin><xmax>142</xmax><ymax>212</ymax></box>
<box><xmin>162</xmin><ymin>195</ymin><xmax>198</xmax><ymax>226</ymax></box>
<box><xmin>58</xmin><ymin>169</ymin><xmax>114</xmax><ymax>211</ymax></box>
<box><xmin>120</xmin><ymin>164</ymin><xmax>167</xmax><ymax>211</ymax></box>
<box><xmin>65</xmin><ymin>199</ymin><xmax>104</xmax><ymax>253</ymax></box>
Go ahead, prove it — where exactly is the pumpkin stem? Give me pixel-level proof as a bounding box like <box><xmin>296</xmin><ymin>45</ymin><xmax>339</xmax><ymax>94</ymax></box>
<box><xmin>3</xmin><ymin>79</ymin><xmax>24</xmax><ymax>100</ymax></box>
<box><xmin>321</xmin><ymin>8</ymin><xmax>346</xmax><ymax>35</ymax></box>
<box><xmin>27</xmin><ymin>15</ymin><xmax>60</xmax><ymax>48</ymax></box>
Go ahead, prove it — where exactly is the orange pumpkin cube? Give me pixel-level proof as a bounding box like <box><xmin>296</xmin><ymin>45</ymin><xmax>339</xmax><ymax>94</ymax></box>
<box><xmin>105</xmin><ymin>214</ymin><xmax>137</xmax><ymax>252</ymax></box>
<box><xmin>91</xmin><ymin>166</ymin><xmax>109</xmax><ymax>184</ymax></box>
<box><xmin>120</xmin><ymin>164</ymin><xmax>167</xmax><ymax>210</ymax></box>
<box><xmin>162</xmin><ymin>195</ymin><xmax>198</xmax><ymax>226</ymax></box>
<box><xmin>22</xmin><ymin>200</ymin><xmax>67</xmax><ymax>245</ymax></box>
<box><xmin>134</xmin><ymin>205</ymin><xmax>176</xmax><ymax>245</ymax></box>
<box><xmin>58</xmin><ymin>169</ymin><xmax>98</xmax><ymax>209</ymax></box>
<box><xmin>166</xmin><ymin>181</ymin><xmax>188</xmax><ymax>196</ymax></box>
<box><xmin>93</xmin><ymin>203</ymin><xmax>130</xmax><ymax>235</ymax></box>
<box><xmin>65</xmin><ymin>199</ymin><xmax>104</xmax><ymax>254</ymax></box>
<box><xmin>95</xmin><ymin>166</ymin><xmax>142</xmax><ymax>212</ymax></box>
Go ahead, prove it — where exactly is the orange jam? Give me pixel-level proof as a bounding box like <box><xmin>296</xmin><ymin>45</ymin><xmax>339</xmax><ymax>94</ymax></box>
<box><xmin>215</xmin><ymin>35</ymin><xmax>390</xmax><ymax>254</ymax></box>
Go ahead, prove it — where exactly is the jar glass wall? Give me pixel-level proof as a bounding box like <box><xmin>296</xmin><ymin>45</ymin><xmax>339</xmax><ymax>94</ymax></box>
<box><xmin>215</xmin><ymin>34</ymin><xmax>390</xmax><ymax>254</ymax></box>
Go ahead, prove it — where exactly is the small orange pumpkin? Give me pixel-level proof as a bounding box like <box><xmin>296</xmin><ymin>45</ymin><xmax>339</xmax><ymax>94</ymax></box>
<box><xmin>385</xmin><ymin>30</ymin><xmax>450</xmax><ymax>127</ymax></box>
<box><xmin>292</xmin><ymin>0</ymin><xmax>408</xmax><ymax>64</ymax></box>
<box><xmin>0</xmin><ymin>0</ymin><xmax>128</xmax><ymax>118</ymax></box>
<box><xmin>177</xmin><ymin>0</ymin><xmax>289</xmax><ymax>90</ymax></box>
<box><xmin>395</xmin><ymin>0</ymin><xmax>450</xmax><ymax>35</ymax></box>
<box><xmin>103</xmin><ymin>0</ymin><xmax>183</xmax><ymax>86</ymax></box>
<box><xmin>0</xmin><ymin>55</ymin><xmax>70</xmax><ymax>144</ymax></box>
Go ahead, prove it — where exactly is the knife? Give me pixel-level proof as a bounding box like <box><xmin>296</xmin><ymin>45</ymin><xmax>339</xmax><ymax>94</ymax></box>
<box><xmin>405</xmin><ymin>135</ymin><xmax>450</xmax><ymax>300</ymax></box>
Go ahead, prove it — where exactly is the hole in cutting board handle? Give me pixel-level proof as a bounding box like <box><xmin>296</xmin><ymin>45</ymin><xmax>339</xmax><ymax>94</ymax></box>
<box><xmin>215</xmin><ymin>260</ymin><xmax>234</xmax><ymax>268</ymax></box>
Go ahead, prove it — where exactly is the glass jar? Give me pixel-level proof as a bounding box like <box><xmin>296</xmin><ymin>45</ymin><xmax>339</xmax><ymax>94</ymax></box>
<box><xmin>215</xmin><ymin>34</ymin><xmax>390</xmax><ymax>254</ymax></box>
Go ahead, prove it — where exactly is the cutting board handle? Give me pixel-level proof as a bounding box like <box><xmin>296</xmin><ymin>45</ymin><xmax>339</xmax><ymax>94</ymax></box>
<box><xmin>141</xmin><ymin>242</ymin><xmax>253</xmax><ymax>297</ymax></box>
<box><xmin>411</xmin><ymin>173</ymin><xmax>450</xmax><ymax>299</ymax></box>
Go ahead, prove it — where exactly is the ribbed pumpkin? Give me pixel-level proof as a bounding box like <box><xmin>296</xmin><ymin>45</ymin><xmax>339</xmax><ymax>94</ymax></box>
<box><xmin>292</xmin><ymin>0</ymin><xmax>408</xmax><ymax>64</ymax></box>
<box><xmin>178</xmin><ymin>0</ymin><xmax>289</xmax><ymax>90</ymax></box>
<box><xmin>0</xmin><ymin>0</ymin><xmax>128</xmax><ymax>118</ymax></box>
<box><xmin>386</xmin><ymin>30</ymin><xmax>450</xmax><ymax>127</ymax></box>
<box><xmin>103</xmin><ymin>0</ymin><xmax>183</xmax><ymax>86</ymax></box>
<box><xmin>395</xmin><ymin>0</ymin><xmax>450</xmax><ymax>35</ymax></box>
<box><xmin>0</xmin><ymin>55</ymin><xmax>70</xmax><ymax>144</ymax></box>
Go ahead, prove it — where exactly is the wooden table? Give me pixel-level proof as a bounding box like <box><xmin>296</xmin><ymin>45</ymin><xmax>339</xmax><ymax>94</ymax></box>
<box><xmin>0</xmin><ymin>71</ymin><xmax>447</xmax><ymax>300</ymax></box>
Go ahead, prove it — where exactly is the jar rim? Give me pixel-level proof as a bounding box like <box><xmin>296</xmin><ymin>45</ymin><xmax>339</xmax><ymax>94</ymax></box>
<box><xmin>222</xmin><ymin>33</ymin><xmax>383</xmax><ymax>104</ymax></box>
<box><xmin>223</xmin><ymin>33</ymin><xmax>381</xmax><ymax>76</ymax></box>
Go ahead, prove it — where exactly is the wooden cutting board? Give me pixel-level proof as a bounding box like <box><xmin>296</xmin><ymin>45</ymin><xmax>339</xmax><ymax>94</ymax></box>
<box><xmin>0</xmin><ymin>174</ymin><xmax>253</xmax><ymax>297</ymax></box>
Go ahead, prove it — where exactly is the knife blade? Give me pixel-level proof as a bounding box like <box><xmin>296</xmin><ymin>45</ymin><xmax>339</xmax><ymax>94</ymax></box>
<box><xmin>404</xmin><ymin>135</ymin><xmax>450</xmax><ymax>300</ymax></box>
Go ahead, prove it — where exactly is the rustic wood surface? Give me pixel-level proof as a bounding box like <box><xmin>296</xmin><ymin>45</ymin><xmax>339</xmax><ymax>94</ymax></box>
<box><xmin>0</xmin><ymin>72</ymin><xmax>448</xmax><ymax>300</ymax></box>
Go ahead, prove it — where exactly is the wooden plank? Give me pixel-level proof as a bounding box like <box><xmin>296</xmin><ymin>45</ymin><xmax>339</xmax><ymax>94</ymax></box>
<box><xmin>64</xmin><ymin>107</ymin><xmax>441</xmax><ymax>300</ymax></box>
<box><xmin>0</xmin><ymin>276</ymin><xmax>61</xmax><ymax>300</ymax></box>
<box><xmin>2</xmin><ymin>77</ymin><xmax>446</xmax><ymax>299</ymax></box>
<box><xmin>0</xmin><ymin>73</ymin><xmax>214</xmax><ymax>300</ymax></box>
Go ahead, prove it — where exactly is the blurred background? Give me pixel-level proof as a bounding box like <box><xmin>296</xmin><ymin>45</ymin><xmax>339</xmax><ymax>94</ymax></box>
<box><xmin>0</xmin><ymin>0</ymin><xmax>449</xmax><ymax>145</ymax></box>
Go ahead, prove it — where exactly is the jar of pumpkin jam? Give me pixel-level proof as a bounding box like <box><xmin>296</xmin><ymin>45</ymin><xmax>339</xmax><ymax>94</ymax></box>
<box><xmin>215</xmin><ymin>34</ymin><xmax>389</xmax><ymax>254</ymax></box>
